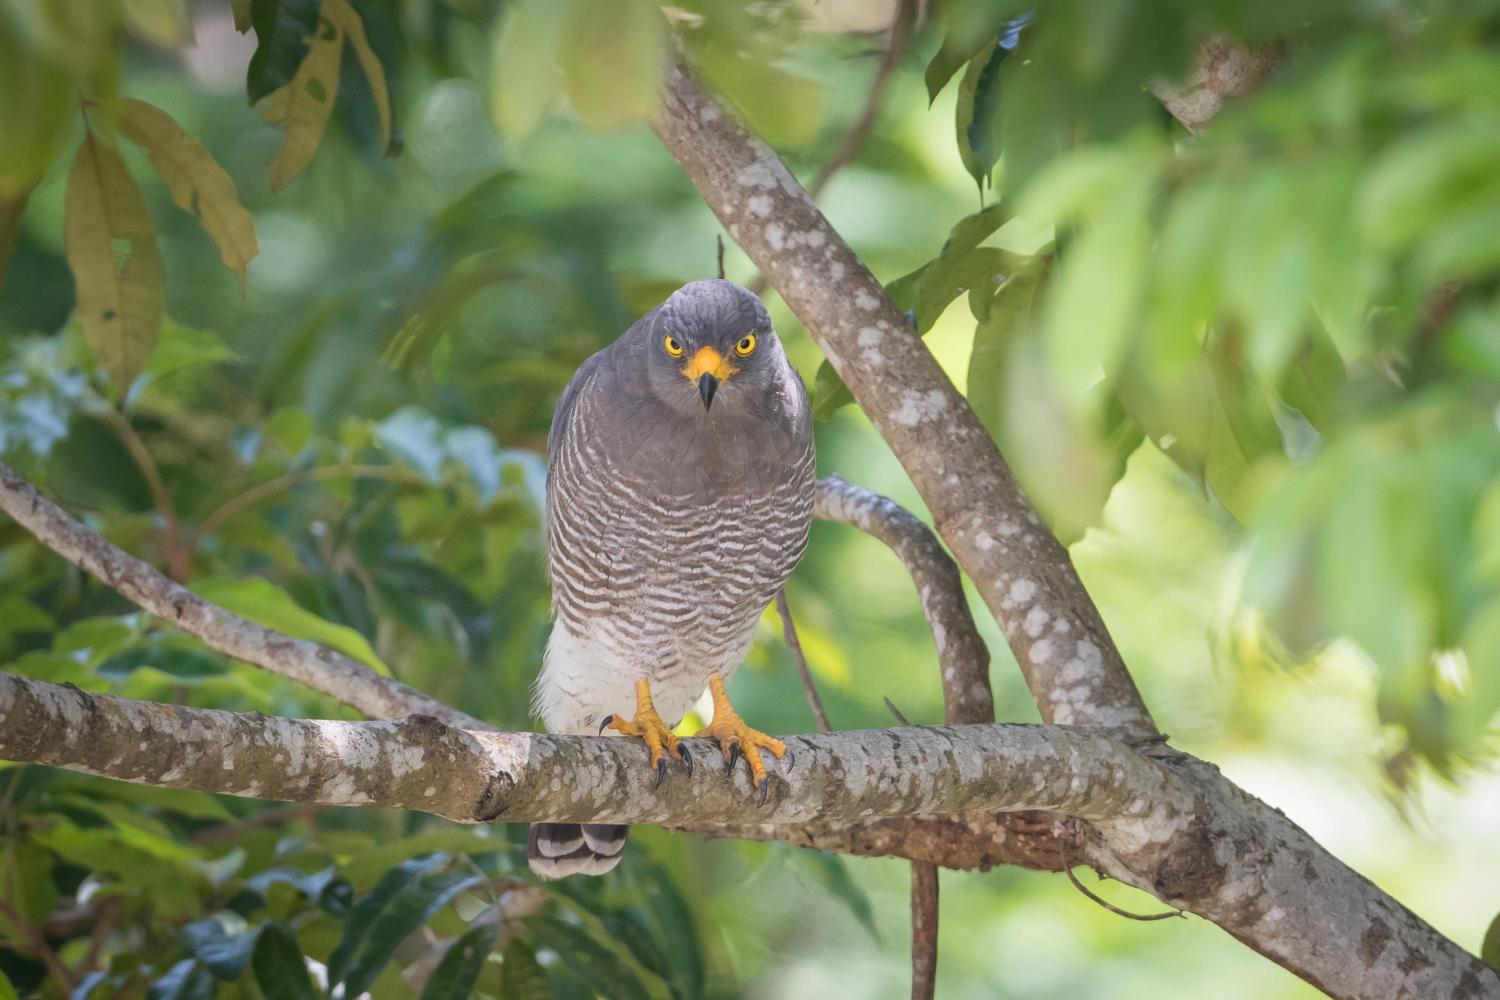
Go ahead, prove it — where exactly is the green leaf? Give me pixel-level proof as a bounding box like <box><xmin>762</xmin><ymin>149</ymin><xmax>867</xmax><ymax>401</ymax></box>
<box><xmin>528</xmin><ymin>915</ymin><xmax>655</xmax><ymax>1000</ymax></box>
<box><xmin>181</xmin><ymin>915</ymin><xmax>258</xmax><ymax>980</ymax></box>
<box><xmin>330</xmin><ymin>854</ymin><xmax>486</xmax><ymax>997</ymax></box>
<box><xmin>967</xmin><ymin>253</ymin><xmax>1049</xmax><ymax>438</ymax></box>
<box><xmin>1483</xmin><ymin>910</ymin><xmax>1500</xmax><ymax>971</ymax></box>
<box><xmin>328</xmin><ymin>853</ymin><xmax>448</xmax><ymax>985</ymax></box>
<box><xmin>260</xmin><ymin>11</ymin><xmax>345</xmax><ymax>194</ymax></box>
<box><xmin>146</xmin><ymin>959</ymin><xmax>215</xmax><ymax>1000</ymax></box>
<box><xmin>247</xmin><ymin>0</ymin><xmax>321</xmax><ymax>104</ymax></box>
<box><xmin>323</xmin><ymin>0</ymin><xmax>395</xmax><ymax>152</ymax></box>
<box><xmin>953</xmin><ymin>19</ymin><xmax>1029</xmax><ymax>190</ymax></box>
<box><xmin>252</xmin><ymin>923</ymin><xmax>317</xmax><ymax>1000</ymax></box>
<box><xmin>489</xmin><ymin>0</ymin><xmax>570</xmax><ymax>139</ymax></box>
<box><xmin>192</xmin><ymin>574</ymin><xmax>391</xmax><ymax>675</ymax></box>
<box><xmin>561</xmin><ymin>0</ymin><xmax>664</xmax><ymax>130</ymax></box>
<box><xmin>419</xmin><ymin>921</ymin><xmax>498</xmax><ymax>1000</ymax></box>
<box><xmin>0</xmin><ymin>184</ymin><xmax>32</xmax><ymax>294</ymax></box>
<box><xmin>64</xmin><ymin>131</ymin><xmax>165</xmax><ymax>394</ymax></box>
<box><xmin>499</xmin><ymin>938</ymin><xmax>551</xmax><ymax>1000</ymax></box>
<box><xmin>0</xmin><ymin>969</ymin><xmax>16</xmax><ymax>1000</ymax></box>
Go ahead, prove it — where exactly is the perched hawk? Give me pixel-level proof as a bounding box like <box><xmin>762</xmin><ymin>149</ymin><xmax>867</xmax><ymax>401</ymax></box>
<box><xmin>528</xmin><ymin>279</ymin><xmax>815</xmax><ymax>878</ymax></box>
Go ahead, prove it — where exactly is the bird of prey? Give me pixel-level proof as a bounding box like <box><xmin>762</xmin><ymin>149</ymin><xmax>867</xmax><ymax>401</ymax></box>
<box><xmin>528</xmin><ymin>279</ymin><xmax>815</xmax><ymax>878</ymax></box>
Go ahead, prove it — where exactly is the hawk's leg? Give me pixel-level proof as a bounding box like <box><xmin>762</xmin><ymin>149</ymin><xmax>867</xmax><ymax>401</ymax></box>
<box><xmin>696</xmin><ymin>674</ymin><xmax>786</xmax><ymax>802</ymax></box>
<box><xmin>600</xmin><ymin>679</ymin><xmax>692</xmax><ymax>784</ymax></box>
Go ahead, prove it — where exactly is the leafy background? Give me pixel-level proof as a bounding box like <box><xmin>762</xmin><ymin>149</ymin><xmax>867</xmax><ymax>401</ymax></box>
<box><xmin>2</xmin><ymin>0</ymin><xmax>1499</xmax><ymax>996</ymax></box>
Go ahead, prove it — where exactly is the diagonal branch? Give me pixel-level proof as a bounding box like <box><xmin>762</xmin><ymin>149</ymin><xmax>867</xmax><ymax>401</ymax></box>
<box><xmin>652</xmin><ymin>64</ymin><xmax>1157</xmax><ymax>743</ymax></box>
<box><xmin>0</xmin><ymin>459</ymin><xmax>484</xmax><ymax>730</ymax></box>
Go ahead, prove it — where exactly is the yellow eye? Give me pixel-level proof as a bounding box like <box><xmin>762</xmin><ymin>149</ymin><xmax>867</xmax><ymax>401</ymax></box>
<box><xmin>664</xmin><ymin>334</ymin><xmax>684</xmax><ymax>358</ymax></box>
<box><xmin>735</xmin><ymin>333</ymin><xmax>757</xmax><ymax>356</ymax></box>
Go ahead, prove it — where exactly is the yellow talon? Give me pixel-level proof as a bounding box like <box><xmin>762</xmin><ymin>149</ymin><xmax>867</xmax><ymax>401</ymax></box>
<box><xmin>601</xmin><ymin>679</ymin><xmax>691</xmax><ymax>783</ymax></box>
<box><xmin>695</xmin><ymin>675</ymin><xmax>785</xmax><ymax>800</ymax></box>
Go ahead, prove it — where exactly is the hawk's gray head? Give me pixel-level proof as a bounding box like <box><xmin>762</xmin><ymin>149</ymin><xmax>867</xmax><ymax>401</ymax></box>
<box><xmin>636</xmin><ymin>279</ymin><xmax>781</xmax><ymax>415</ymax></box>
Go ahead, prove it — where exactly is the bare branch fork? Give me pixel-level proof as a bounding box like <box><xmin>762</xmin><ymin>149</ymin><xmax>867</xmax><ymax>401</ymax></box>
<box><xmin>650</xmin><ymin>62</ymin><xmax>1499</xmax><ymax>1000</ymax></box>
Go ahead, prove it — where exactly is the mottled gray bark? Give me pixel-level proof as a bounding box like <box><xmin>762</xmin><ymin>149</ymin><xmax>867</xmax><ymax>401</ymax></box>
<box><xmin>0</xmin><ymin>672</ymin><xmax>1177</xmax><ymax>826</ymax></box>
<box><xmin>652</xmin><ymin>65</ymin><xmax>1157</xmax><ymax>742</ymax></box>
<box><xmin>815</xmin><ymin>475</ymin><xmax>992</xmax><ymax>726</ymax></box>
<box><xmin>651</xmin><ymin>64</ymin><xmax>1500</xmax><ymax>1000</ymax></box>
<box><xmin>0</xmin><ymin>460</ymin><xmax>485</xmax><ymax>731</ymax></box>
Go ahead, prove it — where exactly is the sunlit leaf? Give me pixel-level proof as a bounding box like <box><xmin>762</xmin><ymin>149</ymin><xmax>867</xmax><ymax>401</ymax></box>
<box><xmin>231</xmin><ymin>0</ymin><xmax>253</xmax><ymax>33</ymax></box>
<box><xmin>63</xmin><ymin>131</ymin><xmax>165</xmax><ymax>393</ymax></box>
<box><xmin>489</xmin><ymin>0</ymin><xmax>570</xmax><ymax>139</ymax></box>
<box><xmin>323</xmin><ymin>0</ymin><xmax>395</xmax><ymax>153</ymax></box>
<box><xmin>118</xmin><ymin>98</ymin><xmax>259</xmax><ymax>291</ymax></box>
<box><xmin>122</xmin><ymin>0</ymin><xmax>191</xmax><ymax>48</ymax></box>
<box><xmin>193</xmin><ymin>574</ymin><xmax>391</xmax><ymax>674</ymax></box>
<box><xmin>260</xmin><ymin>9</ymin><xmax>344</xmax><ymax>194</ymax></box>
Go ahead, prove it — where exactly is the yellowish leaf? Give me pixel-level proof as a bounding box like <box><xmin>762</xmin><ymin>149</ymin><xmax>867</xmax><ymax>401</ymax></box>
<box><xmin>230</xmin><ymin>0</ymin><xmax>253</xmax><ymax>33</ymax></box>
<box><xmin>64</xmin><ymin>132</ymin><xmax>165</xmax><ymax>392</ymax></box>
<box><xmin>323</xmin><ymin>0</ymin><xmax>393</xmax><ymax>152</ymax></box>
<box><xmin>122</xmin><ymin>0</ymin><xmax>191</xmax><ymax>47</ymax></box>
<box><xmin>118</xmin><ymin>98</ymin><xmax>259</xmax><ymax>292</ymax></box>
<box><xmin>265</xmin><ymin>10</ymin><xmax>344</xmax><ymax>194</ymax></box>
<box><xmin>489</xmin><ymin>0</ymin><xmax>569</xmax><ymax>140</ymax></box>
<box><xmin>562</xmin><ymin>0</ymin><xmax>663</xmax><ymax>130</ymax></box>
<box><xmin>0</xmin><ymin>184</ymin><xmax>34</xmax><ymax>293</ymax></box>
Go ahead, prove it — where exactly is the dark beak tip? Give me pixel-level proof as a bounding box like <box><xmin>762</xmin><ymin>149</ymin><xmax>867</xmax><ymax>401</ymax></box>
<box><xmin>697</xmin><ymin>374</ymin><xmax>719</xmax><ymax>410</ymax></box>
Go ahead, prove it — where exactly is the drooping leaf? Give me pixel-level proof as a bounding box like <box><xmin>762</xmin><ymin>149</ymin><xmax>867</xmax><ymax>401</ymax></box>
<box><xmin>117</xmin><ymin>98</ymin><xmax>259</xmax><ymax>291</ymax></box>
<box><xmin>489</xmin><ymin>0</ymin><xmax>570</xmax><ymax>139</ymax></box>
<box><xmin>231</xmin><ymin>0</ymin><xmax>253</xmax><ymax>33</ymax></box>
<box><xmin>63</xmin><ymin>131</ymin><xmax>165</xmax><ymax>393</ymax></box>
<box><xmin>251</xmin><ymin>923</ymin><xmax>318</xmax><ymax>1000</ymax></box>
<box><xmin>561</xmin><ymin>0</ymin><xmax>664</xmax><ymax>130</ymax></box>
<box><xmin>803</xmin><ymin>853</ymin><xmax>880</xmax><ymax>942</ymax></box>
<box><xmin>967</xmin><ymin>252</ymin><xmax>1049</xmax><ymax>437</ymax></box>
<box><xmin>418</xmin><ymin>921</ymin><xmax>498</xmax><ymax>1000</ymax></box>
<box><xmin>192</xmin><ymin>574</ymin><xmax>391</xmax><ymax>674</ymax></box>
<box><xmin>953</xmin><ymin>17</ymin><xmax>1030</xmax><ymax>190</ymax></box>
<box><xmin>323</xmin><ymin>0</ymin><xmax>395</xmax><ymax>153</ymax></box>
<box><xmin>246</xmin><ymin>0</ymin><xmax>321</xmax><ymax>103</ymax></box>
<box><xmin>926</xmin><ymin>4</ymin><xmax>1032</xmax><ymax>102</ymax></box>
<box><xmin>260</xmin><ymin>9</ymin><xmax>344</xmax><ymax>193</ymax></box>
<box><xmin>0</xmin><ymin>183</ymin><xmax>33</xmax><ymax>293</ymax></box>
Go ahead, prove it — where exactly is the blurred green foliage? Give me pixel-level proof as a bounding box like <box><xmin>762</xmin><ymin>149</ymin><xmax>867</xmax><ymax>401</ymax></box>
<box><xmin>1</xmin><ymin>0</ymin><xmax>1499</xmax><ymax>996</ymax></box>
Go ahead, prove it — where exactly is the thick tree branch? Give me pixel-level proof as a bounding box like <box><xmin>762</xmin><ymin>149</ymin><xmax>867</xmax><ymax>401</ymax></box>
<box><xmin>653</xmin><ymin>65</ymin><xmax>1156</xmax><ymax>742</ymax></box>
<box><xmin>0</xmin><ymin>460</ymin><xmax>484</xmax><ymax>731</ymax></box>
<box><xmin>0</xmin><ymin>672</ymin><xmax>1180</xmax><ymax>827</ymax></box>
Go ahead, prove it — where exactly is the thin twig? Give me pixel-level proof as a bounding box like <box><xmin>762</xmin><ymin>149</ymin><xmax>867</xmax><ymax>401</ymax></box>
<box><xmin>716</xmin><ymin>234</ymin><xmax>726</xmax><ymax>280</ymax></box>
<box><xmin>910</xmin><ymin>861</ymin><xmax>939</xmax><ymax>1000</ymax></box>
<box><xmin>92</xmin><ymin>405</ymin><xmax>187</xmax><ymax>581</ymax></box>
<box><xmin>192</xmin><ymin>463</ymin><xmax>429</xmax><ymax>548</ymax></box>
<box><xmin>776</xmin><ymin>589</ymin><xmax>831</xmax><ymax>733</ymax></box>
<box><xmin>0</xmin><ymin>896</ymin><xmax>76</xmax><ymax>992</ymax></box>
<box><xmin>748</xmin><ymin>0</ymin><xmax>915</xmax><ymax>297</ymax></box>
<box><xmin>1063</xmin><ymin>861</ymin><xmax>1184</xmax><ymax>922</ymax></box>
<box><xmin>884</xmin><ymin>696</ymin><xmax>911</xmax><ymax>726</ymax></box>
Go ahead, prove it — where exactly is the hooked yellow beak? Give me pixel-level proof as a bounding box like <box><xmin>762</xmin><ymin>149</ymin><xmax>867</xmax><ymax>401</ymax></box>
<box><xmin>682</xmin><ymin>347</ymin><xmax>737</xmax><ymax>411</ymax></box>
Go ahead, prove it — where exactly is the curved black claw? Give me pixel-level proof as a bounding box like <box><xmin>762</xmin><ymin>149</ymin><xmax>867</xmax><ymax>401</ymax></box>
<box><xmin>724</xmin><ymin>741</ymin><xmax>741</xmax><ymax>776</ymax></box>
<box><xmin>654</xmin><ymin>756</ymin><xmax>667</xmax><ymax>787</ymax></box>
<box><xmin>782</xmin><ymin>746</ymin><xmax>796</xmax><ymax>774</ymax></box>
<box><xmin>756</xmin><ymin>777</ymin><xmax>769</xmax><ymax>805</ymax></box>
<box><xmin>598</xmin><ymin>715</ymin><xmax>615</xmax><ymax>734</ymax></box>
<box><xmin>679</xmin><ymin>743</ymin><xmax>693</xmax><ymax>776</ymax></box>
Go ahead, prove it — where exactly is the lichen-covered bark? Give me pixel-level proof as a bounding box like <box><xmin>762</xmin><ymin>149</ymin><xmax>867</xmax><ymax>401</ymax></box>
<box><xmin>1151</xmin><ymin>37</ymin><xmax>1286</xmax><ymax>133</ymax></box>
<box><xmin>816</xmin><ymin>475</ymin><xmax>992</xmax><ymax>725</ymax></box>
<box><xmin>0</xmin><ymin>672</ymin><xmax>1181</xmax><ymax>827</ymax></box>
<box><xmin>0</xmin><ymin>460</ymin><xmax>484</xmax><ymax>731</ymax></box>
<box><xmin>652</xmin><ymin>66</ymin><xmax>1157</xmax><ymax>742</ymax></box>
